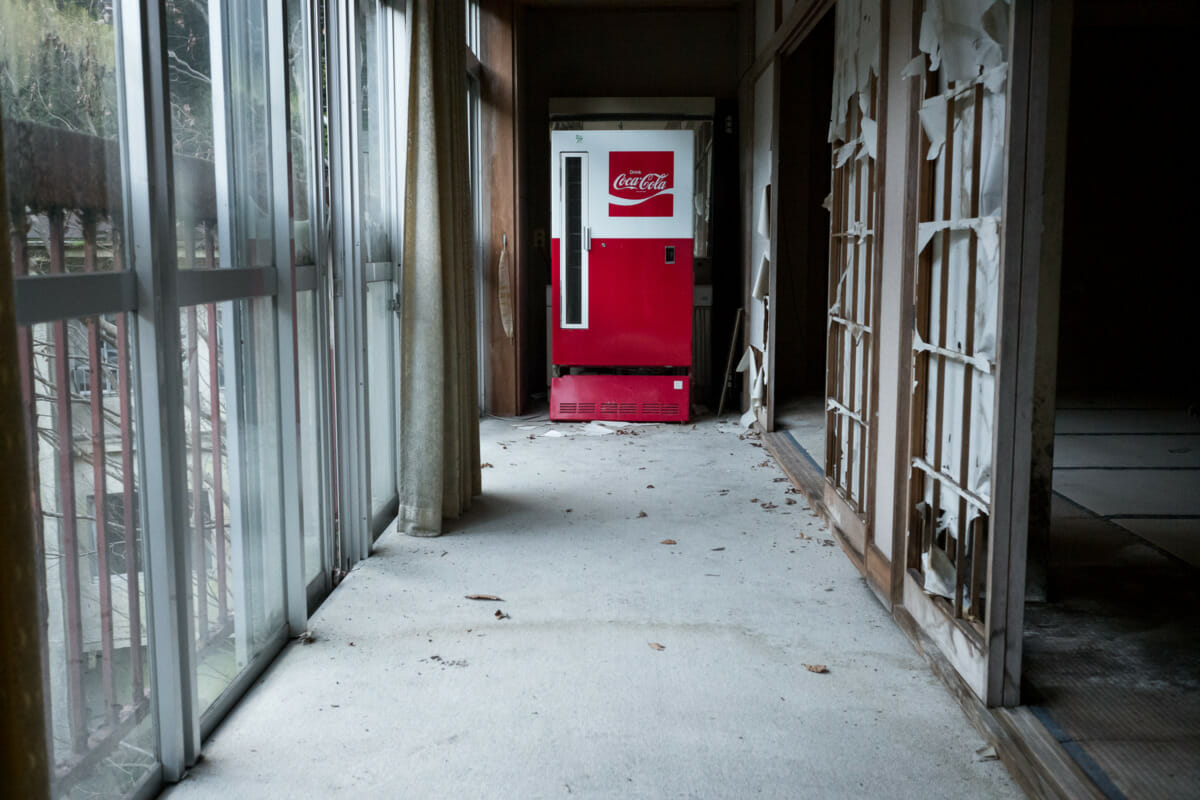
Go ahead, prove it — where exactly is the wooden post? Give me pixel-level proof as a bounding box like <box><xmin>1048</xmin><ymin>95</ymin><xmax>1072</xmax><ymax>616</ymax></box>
<box><xmin>0</xmin><ymin>114</ymin><xmax>52</xmax><ymax>798</ymax></box>
<box><xmin>480</xmin><ymin>0</ymin><xmax>521</xmax><ymax>416</ymax></box>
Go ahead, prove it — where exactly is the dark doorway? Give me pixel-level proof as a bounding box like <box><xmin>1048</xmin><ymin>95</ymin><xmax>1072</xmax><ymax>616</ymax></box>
<box><xmin>769</xmin><ymin>10</ymin><xmax>834</xmax><ymax>458</ymax></box>
<box><xmin>1023</xmin><ymin>7</ymin><xmax>1200</xmax><ymax>797</ymax></box>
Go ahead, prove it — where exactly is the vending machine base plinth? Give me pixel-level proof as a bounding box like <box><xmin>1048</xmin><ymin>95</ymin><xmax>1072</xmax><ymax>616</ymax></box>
<box><xmin>550</xmin><ymin>374</ymin><xmax>690</xmax><ymax>422</ymax></box>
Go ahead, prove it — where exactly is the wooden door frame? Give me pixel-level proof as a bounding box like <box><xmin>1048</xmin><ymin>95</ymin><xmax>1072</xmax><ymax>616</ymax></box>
<box><xmin>984</xmin><ymin>0</ymin><xmax>1072</xmax><ymax>708</ymax></box>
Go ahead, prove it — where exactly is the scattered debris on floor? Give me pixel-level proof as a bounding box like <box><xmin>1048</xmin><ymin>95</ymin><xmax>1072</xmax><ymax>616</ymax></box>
<box><xmin>803</xmin><ymin>664</ymin><xmax>829</xmax><ymax>674</ymax></box>
<box><xmin>295</xmin><ymin>630</ymin><xmax>315</xmax><ymax>645</ymax></box>
<box><xmin>648</xmin><ymin>642</ymin><xmax>665</xmax><ymax>651</ymax></box>
<box><xmin>481</xmin><ymin>462</ymin><xmax>494</xmax><ymax>468</ymax></box>
<box><xmin>466</xmin><ymin>594</ymin><xmax>503</xmax><ymax>601</ymax></box>
<box><xmin>785</xmin><ymin>498</ymin><xmax>797</xmax><ymax>505</ymax></box>
<box><xmin>761</xmin><ymin>502</ymin><xmax>777</xmax><ymax>510</ymax></box>
<box><xmin>822</xmin><ymin>539</ymin><xmax>835</xmax><ymax>547</ymax></box>
<box><xmin>975</xmin><ymin>745</ymin><xmax>999</xmax><ymax>762</ymax></box>
<box><xmin>425</xmin><ymin>655</ymin><xmax>468</xmax><ymax>668</ymax></box>
<box><xmin>646</xmin><ymin>484</ymin><xmax>655</xmax><ymax>489</ymax></box>
<box><xmin>660</xmin><ymin>539</ymin><xmax>677</xmax><ymax>545</ymax></box>
<box><xmin>711</xmin><ymin>547</ymin><xmax>725</xmax><ymax>551</ymax></box>
<box><xmin>637</xmin><ymin>511</ymin><xmax>648</xmax><ymax>518</ymax></box>
<box><xmin>773</xmin><ymin>477</ymin><xmax>788</xmax><ymax>482</ymax></box>
<box><xmin>495</xmin><ymin>609</ymin><xmax>510</xmax><ymax>620</ymax></box>
<box><xmin>750</xmin><ymin>498</ymin><xmax>759</xmax><ymax>503</ymax></box>
<box><xmin>564</xmin><ymin>508</ymin><xmax>573</xmax><ymax>513</ymax></box>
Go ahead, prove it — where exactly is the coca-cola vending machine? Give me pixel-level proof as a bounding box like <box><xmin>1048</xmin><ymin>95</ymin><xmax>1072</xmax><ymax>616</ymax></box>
<box><xmin>550</xmin><ymin>129</ymin><xmax>694</xmax><ymax>422</ymax></box>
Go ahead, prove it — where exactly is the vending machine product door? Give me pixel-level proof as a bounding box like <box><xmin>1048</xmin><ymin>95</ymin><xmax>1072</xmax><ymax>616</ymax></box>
<box><xmin>550</xmin><ymin>129</ymin><xmax>695</xmax><ymax>422</ymax></box>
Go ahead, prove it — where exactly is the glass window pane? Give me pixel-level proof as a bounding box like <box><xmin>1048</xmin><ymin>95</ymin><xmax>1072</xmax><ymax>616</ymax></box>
<box><xmin>167</xmin><ymin>0</ymin><xmax>220</xmax><ymax>269</ymax></box>
<box><xmin>181</xmin><ymin>297</ymin><xmax>285</xmax><ymax>714</ymax></box>
<box><xmin>1</xmin><ymin>2</ymin><xmax>128</xmax><ymax>276</ymax></box>
<box><xmin>169</xmin><ymin>0</ymin><xmax>275</xmax><ymax>269</ymax></box>
<box><xmin>296</xmin><ymin>290</ymin><xmax>323</xmax><ymax>584</ymax></box>
<box><xmin>25</xmin><ymin>315</ymin><xmax>156</xmax><ymax>797</ymax></box>
<box><xmin>287</xmin><ymin>0</ymin><xmax>317</xmax><ymax>266</ymax></box>
<box><xmin>357</xmin><ymin>0</ymin><xmax>391</xmax><ymax>264</ymax></box>
<box><xmin>366</xmin><ymin>281</ymin><xmax>395</xmax><ymax>511</ymax></box>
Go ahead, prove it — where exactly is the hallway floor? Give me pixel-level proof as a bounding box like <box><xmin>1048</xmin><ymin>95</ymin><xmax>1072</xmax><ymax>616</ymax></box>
<box><xmin>163</xmin><ymin>415</ymin><xmax>1020</xmax><ymax>799</ymax></box>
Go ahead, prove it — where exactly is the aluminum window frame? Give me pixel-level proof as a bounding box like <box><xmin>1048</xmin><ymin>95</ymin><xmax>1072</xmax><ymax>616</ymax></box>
<box><xmin>6</xmin><ymin>0</ymin><xmax>381</xmax><ymax>791</ymax></box>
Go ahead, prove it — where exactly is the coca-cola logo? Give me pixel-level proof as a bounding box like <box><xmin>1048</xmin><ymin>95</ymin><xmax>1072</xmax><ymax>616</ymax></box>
<box><xmin>609</xmin><ymin>151</ymin><xmax>674</xmax><ymax>217</ymax></box>
<box><xmin>612</xmin><ymin>172</ymin><xmax>670</xmax><ymax>193</ymax></box>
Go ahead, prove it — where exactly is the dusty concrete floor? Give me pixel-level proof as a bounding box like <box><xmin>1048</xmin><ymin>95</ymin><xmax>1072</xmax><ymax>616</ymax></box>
<box><xmin>163</xmin><ymin>415</ymin><xmax>1020</xmax><ymax>799</ymax></box>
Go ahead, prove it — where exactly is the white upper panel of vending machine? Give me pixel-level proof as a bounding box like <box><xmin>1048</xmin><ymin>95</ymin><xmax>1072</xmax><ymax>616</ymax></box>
<box><xmin>551</xmin><ymin>129</ymin><xmax>695</xmax><ymax>240</ymax></box>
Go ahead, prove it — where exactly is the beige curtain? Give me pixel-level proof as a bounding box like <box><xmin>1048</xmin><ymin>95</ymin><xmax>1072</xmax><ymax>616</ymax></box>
<box><xmin>397</xmin><ymin>0</ymin><xmax>481</xmax><ymax>536</ymax></box>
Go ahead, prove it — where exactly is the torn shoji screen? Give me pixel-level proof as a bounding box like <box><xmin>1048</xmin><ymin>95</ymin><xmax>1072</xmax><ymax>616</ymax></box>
<box><xmin>906</xmin><ymin>0</ymin><xmax>1010</xmax><ymax>628</ymax></box>
<box><xmin>825</xmin><ymin>0</ymin><xmax>880</xmax><ymax>514</ymax></box>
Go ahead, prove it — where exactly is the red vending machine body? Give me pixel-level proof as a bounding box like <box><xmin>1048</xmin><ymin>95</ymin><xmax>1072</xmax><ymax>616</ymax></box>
<box><xmin>550</xmin><ymin>130</ymin><xmax>695</xmax><ymax>422</ymax></box>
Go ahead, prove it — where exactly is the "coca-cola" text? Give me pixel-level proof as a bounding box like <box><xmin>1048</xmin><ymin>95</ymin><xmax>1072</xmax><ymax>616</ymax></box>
<box><xmin>612</xmin><ymin>172</ymin><xmax>670</xmax><ymax>193</ymax></box>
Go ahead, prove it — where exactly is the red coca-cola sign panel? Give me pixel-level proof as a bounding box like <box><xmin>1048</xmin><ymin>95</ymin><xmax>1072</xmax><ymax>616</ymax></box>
<box><xmin>609</xmin><ymin>151</ymin><xmax>674</xmax><ymax>217</ymax></box>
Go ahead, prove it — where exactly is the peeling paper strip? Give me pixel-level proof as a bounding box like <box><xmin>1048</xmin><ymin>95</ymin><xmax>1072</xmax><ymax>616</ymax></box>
<box><xmin>859</xmin><ymin>116</ymin><xmax>877</xmax><ymax>160</ymax></box>
<box><xmin>752</xmin><ymin>253</ymin><xmax>770</xmax><ymax>300</ymax></box>
<box><xmin>927</xmin><ymin>63</ymin><xmax>1010</xmax><ymax>106</ymax></box>
<box><xmin>735</xmin><ymin>346</ymin><xmax>754</xmax><ymax>373</ymax></box>
<box><xmin>912</xmin><ymin>456</ymin><xmax>989</xmax><ymax>511</ymax></box>
<box><xmin>751</xmin><ymin>367</ymin><xmax>765</xmax><ymax>404</ymax></box>
<box><xmin>834</xmin><ymin>140</ymin><xmax>858</xmax><ymax>168</ymax></box>
<box><xmin>913</xmin><ymin>331</ymin><xmax>993</xmax><ymax>376</ymax></box>
<box><xmin>739</xmin><ymin>408</ymin><xmax>757</xmax><ymax>429</ymax></box>
<box><xmin>757</xmin><ymin>183</ymin><xmax>771</xmax><ymax>239</ymax></box>
<box><xmin>900</xmin><ymin>54</ymin><xmax>926</xmax><ymax>79</ymax></box>
<box><xmin>917</xmin><ymin>0</ymin><xmax>1008</xmax><ymax>84</ymax></box>
<box><xmin>829</xmin><ymin>314</ymin><xmax>871</xmax><ymax>342</ymax></box>
<box><xmin>826</xmin><ymin>397</ymin><xmax>866</xmax><ymax>427</ymax></box>
<box><xmin>919</xmin><ymin>95</ymin><xmax>947</xmax><ymax>160</ymax></box>
<box><xmin>916</xmin><ymin>215</ymin><xmax>1000</xmax><ymax>261</ymax></box>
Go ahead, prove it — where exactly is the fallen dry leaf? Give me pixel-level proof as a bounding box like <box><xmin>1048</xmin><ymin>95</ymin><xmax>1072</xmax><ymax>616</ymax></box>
<box><xmin>761</xmin><ymin>502</ymin><xmax>777</xmax><ymax>510</ymax></box>
<box><xmin>773</xmin><ymin>477</ymin><xmax>788</xmax><ymax>483</ymax></box>
<box><xmin>565</xmin><ymin>508</ymin><xmax>573</xmax><ymax>513</ymax></box>
<box><xmin>803</xmin><ymin>663</ymin><xmax>828</xmax><ymax>674</ymax></box>
<box><xmin>637</xmin><ymin>511</ymin><xmax>648</xmax><ymax>518</ymax></box>
<box><xmin>649</xmin><ymin>642</ymin><xmax>665</xmax><ymax>651</ymax></box>
<box><xmin>749</xmin><ymin>498</ymin><xmax>759</xmax><ymax>503</ymax></box>
<box><xmin>495</xmin><ymin>609</ymin><xmax>510</xmax><ymax>620</ymax></box>
<box><xmin>822</xmin><ymin>539</ymin><xmax>835</xmax><ymax>547</ymax></box>
<box><xmin>785</xmin><ymin>497</ymin><xmax>797</xmax><ymax>505</ymax></box>
<box><xmin>660</xmin><ymin>539</ymin><xmax>677</xmax><ymax>545</ymax></box>
<box><xmin>646</xmin><ymin>484</ymin><xmax>655</xmax><ymax>489</ymax></box>
<box><xmin>481</xmin><ymin>462</ymin><xmax>494</xmax><ymax>468</ymax></box>
<box><xmin>711</xmin><ymin>546</ymin><xmax>725</xmax><ymax>552</ymax></box>
<box><xmin>466</xmin><ymin>594</ymin><xmax>503</xmax><ymax>601</ymax></box>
